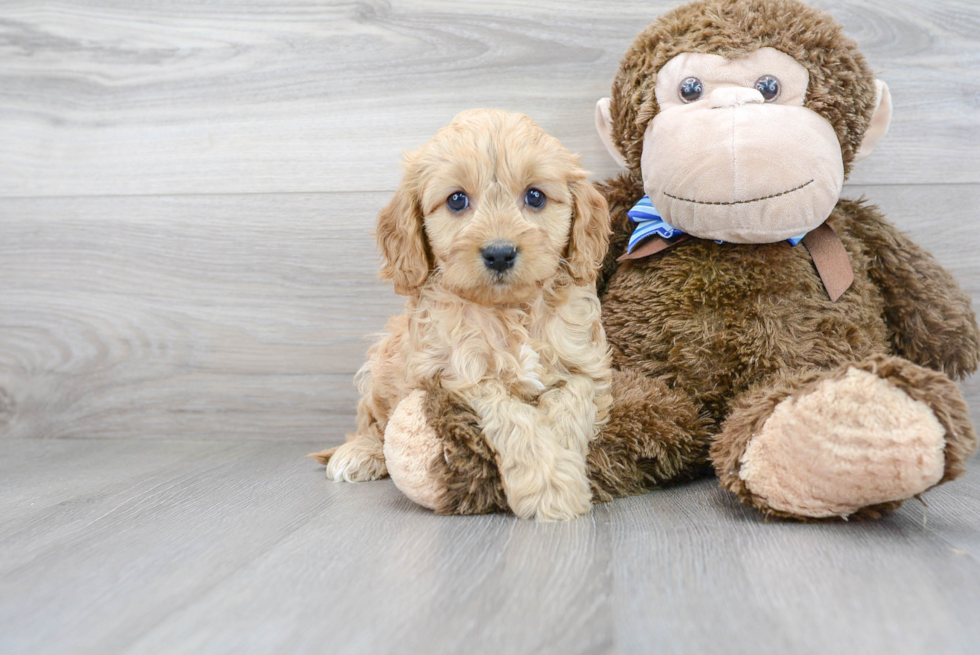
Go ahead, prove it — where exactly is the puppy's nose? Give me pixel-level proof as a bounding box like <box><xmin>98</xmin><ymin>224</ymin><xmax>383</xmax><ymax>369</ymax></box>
<box><xmin>481</xmin><ymin>243</ymin><xmax>518</xmax><ymax>273</ymax></box>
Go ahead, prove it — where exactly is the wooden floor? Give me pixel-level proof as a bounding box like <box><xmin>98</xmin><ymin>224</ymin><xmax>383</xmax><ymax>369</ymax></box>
<box><xmin>2</xmin><ymin>1</ymin><xmax>980</xmax><ymax>653</ymax></box>
<box><xmin>2</xmin><ymin>440</ymin><xmax>979</xmax><ymax>654</ymax></box>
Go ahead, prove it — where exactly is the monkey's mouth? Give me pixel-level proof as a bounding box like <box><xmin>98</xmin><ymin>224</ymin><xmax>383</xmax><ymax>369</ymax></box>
<box><xmin>663</xmin><ymin>179</ymin><xmax>814</xmax><ymax>206</ymax></box>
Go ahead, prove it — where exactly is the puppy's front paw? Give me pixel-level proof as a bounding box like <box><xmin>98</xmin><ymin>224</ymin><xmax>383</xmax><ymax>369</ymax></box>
<box><xmin>322</xmin><ymin>438</ymin><xmax>388</xmax><ymax>482</ymax></box>
<box><xmin>505</xmin><ymin>452</ymin><xmax>593</xmax><ymax>521</ymax></box>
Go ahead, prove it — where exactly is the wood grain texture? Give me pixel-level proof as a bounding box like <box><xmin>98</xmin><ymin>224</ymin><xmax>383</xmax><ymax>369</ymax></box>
<box><xmin>606</xmin><ymin>482</ymin><xmax>980</xmax><ymax>655</ymax></box>
<box><xmin>1</xmin><ymin>0</ymin><xmax>979</xmax><ymax>198</ymax></box>
<box><xmin>1</xmin><ymin>439</ymin><xmax>978</xmax><ymax>655</ymax></box>
<box><xmin>2</xmin><ymin>2</ymin><xmax>979</xmax><ymax>654</ymax></box>
<box><xmin>0</xmin><ymin>192</ymin><xmax>399</xmax><ymax>441</ymax></box>
<box><xmin>0</xmin><ymin>185</ymin><xmax>977</xmax><ymax>442</ymax></box>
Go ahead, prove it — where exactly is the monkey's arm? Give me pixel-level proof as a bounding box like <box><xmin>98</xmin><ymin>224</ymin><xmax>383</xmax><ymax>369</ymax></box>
<box><xmin>850</xmin><ymin>201</ymin><xmax>980</xmax><ymax>379</ymax></box>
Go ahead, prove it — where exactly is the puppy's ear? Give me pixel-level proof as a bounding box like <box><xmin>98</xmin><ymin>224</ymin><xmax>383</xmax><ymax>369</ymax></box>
<box><xmin>376</xmin><ymin>164</ymin><xmax>431</xmax><ymax>296</ymax></box>
<box><xmin>565</xmin><ymin>179</ymin><xmax>610</xmax><ymax>285</ymax></box>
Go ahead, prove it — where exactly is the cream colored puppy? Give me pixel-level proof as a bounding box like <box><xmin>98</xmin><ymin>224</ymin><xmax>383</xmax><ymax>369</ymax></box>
<box><xmin>315</xmin><ymin>109</ymin><xmax>612</xmax><ymax>521</ymax></box>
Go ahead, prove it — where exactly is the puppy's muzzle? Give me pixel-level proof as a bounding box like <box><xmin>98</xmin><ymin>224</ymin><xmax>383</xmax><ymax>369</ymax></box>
<box><xmin>481</xmin><ymin>242</ymin><xmax>518</xmax><ymax>273</ymax></box>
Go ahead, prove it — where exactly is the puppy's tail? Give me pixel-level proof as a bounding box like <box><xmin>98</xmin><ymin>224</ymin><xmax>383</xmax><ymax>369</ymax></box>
<box><xmin>306</xmin><ymin>447</ymin><xmax>337</xmax><ymax>465</ymax></box>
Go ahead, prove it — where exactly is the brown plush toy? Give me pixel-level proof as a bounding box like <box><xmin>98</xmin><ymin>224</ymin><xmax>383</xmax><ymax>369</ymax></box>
<box><xmin>380</xmin><ymin>0</ymin><xmax>980</xmax><ymax>520</ymax></box>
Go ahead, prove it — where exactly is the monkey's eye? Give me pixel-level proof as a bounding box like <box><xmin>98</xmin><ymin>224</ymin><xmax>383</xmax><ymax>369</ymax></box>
<box><xmin>525</xmin><ymin>188</ymin><xmax>546</xmax><ymax>209</ymax></box>
<box><xmin>755</xmin><ymin>75</ymin><xmax>780</xmax><ymax>102</ymax></box>
<box><xmin>679</xmin><ymin>77</ymin><xmax>703</xmax><ymax>103</ymax></box>
<box><xmin>446</xmin><ymin>191</ymin><xmax>469</xmax><ymax>213</ymax></box>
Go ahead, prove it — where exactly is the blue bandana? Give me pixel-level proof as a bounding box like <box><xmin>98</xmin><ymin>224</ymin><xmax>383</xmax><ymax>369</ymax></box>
<box><xmin>626</xmin><ymin>195</ymin><xmax>806</xmax><ymax>254</ymax></box>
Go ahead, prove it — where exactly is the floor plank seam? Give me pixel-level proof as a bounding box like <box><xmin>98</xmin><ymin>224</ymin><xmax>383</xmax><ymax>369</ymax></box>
<box><xmin>0</xmin><ymin>181</ymin><xmax>977</xmax><ymax>202</ymax></box>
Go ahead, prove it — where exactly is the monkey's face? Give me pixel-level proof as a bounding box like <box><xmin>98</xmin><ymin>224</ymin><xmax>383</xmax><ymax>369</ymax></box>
<box><xmin>641</xmin><ymin>47</ymin><xmax>843</xmax><ymax>243</ymax></box>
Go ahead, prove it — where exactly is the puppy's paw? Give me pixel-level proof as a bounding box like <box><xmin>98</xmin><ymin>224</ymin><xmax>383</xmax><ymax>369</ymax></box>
<box><xmin>323</xmin><ymin>438</ymin><xmax>388</xmax><ymax>482</ymax></box>
<box><xmin>505</xmin><ymin>452</ymin><xmax>593</xmax><ymax>521</ymax></box>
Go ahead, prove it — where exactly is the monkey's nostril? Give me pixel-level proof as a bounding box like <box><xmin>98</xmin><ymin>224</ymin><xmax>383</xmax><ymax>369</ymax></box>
<box><xmin>481</xmin><ymin>244</ymin><xmax>519</xmax><ymax>273</ymax></box>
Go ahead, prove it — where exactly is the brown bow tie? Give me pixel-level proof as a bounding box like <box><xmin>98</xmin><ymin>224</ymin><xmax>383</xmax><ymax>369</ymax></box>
<box><xmin>617</xmin><ymin>222</ymin><xmax>854</xmax><ymax>302</ymax></box>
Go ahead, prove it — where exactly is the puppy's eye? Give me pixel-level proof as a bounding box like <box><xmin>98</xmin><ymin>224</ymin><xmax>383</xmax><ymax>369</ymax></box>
<box><xmin>679</xmin><ymin>77</ymin><xmax>703</xmax><ymax>103</ymax></box>
<box><xmin>755</xmin><ymin>75</ymin><xmax>780</xmax><ymax>102</ymax></box>
<box><xmin>525</xmin><ymin>188</ymin><xmax>546</xmax><ymax>209</ymax></box>
<box><xmin>446</xmin><ymin>192</ymin><xmax>469</xmax><ymax>213</ymax></box>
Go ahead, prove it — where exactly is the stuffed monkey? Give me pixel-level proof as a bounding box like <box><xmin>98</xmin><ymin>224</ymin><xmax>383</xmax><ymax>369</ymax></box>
<box><xmin>377</xmin><ymin>0</ymin><xmax>980</xmax><ymax>520</ymax></box>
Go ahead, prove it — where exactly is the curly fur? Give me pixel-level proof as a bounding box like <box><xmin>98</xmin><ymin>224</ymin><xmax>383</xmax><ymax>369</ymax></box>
<box><xmin>423</xmin><ymin>369</ymin><xmax>715</xmax><ymax>513</ymax></box>
<box><xmin>314</xmin><ymin>109</ymin><xmax>616</xmax><ymax>521</ymax></box>
<box><xmin>415</xmin><ymin>0</ymin><xmax>980</xmax><ymax>521</ymax></box>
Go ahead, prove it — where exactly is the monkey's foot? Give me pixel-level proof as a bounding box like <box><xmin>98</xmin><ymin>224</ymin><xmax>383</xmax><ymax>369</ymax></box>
<box><xmin>384</xmin><ymin>388</ymin><xmax>509</xmax><ymax>515</ymax></box>
<box><xmin>713</xmin><ymin>356</ymin><xmax>976</xmax><ymax>519</ymax></box>
<box><xmin>386</xmin><ymin>370</ymin><xmax>715</xmax><ymax>515</ymax></box>
<box><xmin>383</xmin><ymin>390</ymin><xmax>450</xmax><ymax>511</ymax></box>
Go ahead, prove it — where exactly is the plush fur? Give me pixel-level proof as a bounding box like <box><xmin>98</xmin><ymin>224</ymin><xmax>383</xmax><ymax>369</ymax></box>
<box><xmin>406</xmin><ymin>198</ymin><xmax>979</xmax><ymax>519</ymax></box>
<box><xmin>596</xmin><ymin>0</ymin><xmax>979</xmax><ymax>518</ymax></box>
<box><xmin>421</xmin><ymin>380</ymin><xmax>509</xmax><ymax>515</ymax></box>
<box><xmin>606</xmin><ymin>0</ymin><xmax>879</xmax><ymax>177</ymax></box>
<box><xmin>377</xmin><ymin>0</ymin><xmax>979</xmax><ymax>521</ymax></box>
<box><xmin>382</xmin><ymin>390</ymin><xmax>449</xmax><ymax>511</ymax></box>
<box><xmin>420</xmin><ymin>369</ymin><xmax>713</xmax><ymax>515</ymax></box>
<box><xmin>599</xmin><ymin>190</ymin><xmax>978</xmax><ymax>518</ymax></box>
<box><xmin>713</xmin><ymin>355</ymin><xmax>972</xmax><ymax>519</ymax></box>
<box><xmin>312</xmin><ymin>109</ymin><xmax>615</xmax><ymax>521</ymax></box>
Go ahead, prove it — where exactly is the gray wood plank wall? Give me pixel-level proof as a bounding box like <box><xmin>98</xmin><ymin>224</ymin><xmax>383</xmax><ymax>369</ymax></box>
<box><xmin>1</xmin><ymin>0</ymin><xmax>978</xmax><ymax>443</ymax></box>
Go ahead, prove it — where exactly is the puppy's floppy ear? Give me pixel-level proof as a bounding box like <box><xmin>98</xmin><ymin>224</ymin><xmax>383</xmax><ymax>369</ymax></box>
<box><xmin>565</xmin><ymin>178</ymin><xmax>610</xmax><ymax>285</ymax></box>
<box><xmin>376</xmin><ymin>161</ymin><xmax>431</xmax><ymax>296</ymax></box>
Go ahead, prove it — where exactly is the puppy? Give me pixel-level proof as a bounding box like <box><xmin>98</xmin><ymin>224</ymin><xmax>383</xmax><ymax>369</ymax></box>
<box><xmin>315</xmin><ymin>109</ymin><xmax>612</xmax><ymax>521</ymax></box>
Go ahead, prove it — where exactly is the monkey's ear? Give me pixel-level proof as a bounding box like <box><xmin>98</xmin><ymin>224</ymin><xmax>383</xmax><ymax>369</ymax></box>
<box><xmin>854</xmin><ymin>80</ymin><xmax>892</xmax><ymax>163</ymax></box>
<box><xmin>595</xmin><ymin>98</ymin><xmax>628</xmax><ymax>168</ymax></box>
<box><xmin>565</xmin><ymin>179</ymin><xmax>611</xmax><ymax>285</ymax></box>
<box><xmin>376</xmin><ymin>167</ymin><xmax>431</xmax><ymax>296</ymax></box>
